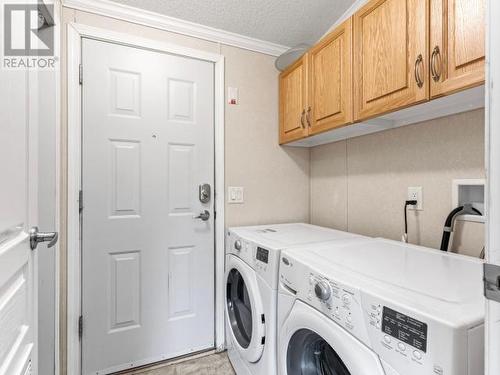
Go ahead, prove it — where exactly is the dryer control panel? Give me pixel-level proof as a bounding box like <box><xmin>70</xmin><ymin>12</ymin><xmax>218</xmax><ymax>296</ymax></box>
<box><xmin>226</xmin><ymin>229</ymin><xmax>280</xmax><ymax>289</ymax></box>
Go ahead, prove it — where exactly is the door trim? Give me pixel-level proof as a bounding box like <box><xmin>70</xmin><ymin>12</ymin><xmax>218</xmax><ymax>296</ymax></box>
<box><xmin>66</xmin><ymin>23</ymin><xmax>225</xmax><ymax>375</ymax></box>
<box><xmin>486</xmin><ymin>1</ymin><xmax>500</xmax><ymax>373</ymax></box>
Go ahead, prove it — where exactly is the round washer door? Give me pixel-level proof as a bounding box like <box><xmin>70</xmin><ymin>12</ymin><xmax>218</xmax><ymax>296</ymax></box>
<box><xmin>225</xmin><ymin>255</ymin><xmax>265</xmax><ymax>363</ymax></box>
<box><xmin>280</xmin><ymin>300</ymin><xmax>385</xmax><ymax>375</ymax></box>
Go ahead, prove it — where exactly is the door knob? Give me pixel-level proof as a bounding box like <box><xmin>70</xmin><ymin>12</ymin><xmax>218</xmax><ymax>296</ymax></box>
<box><xmin>193</xmin><ymin>210</ymin><xmax>210</xmax><ymax>221</ymax></box>
<box><xmin>29</xmin><ymin>226</ymin><xmax>58</xmax><ymax>250</ymax></box>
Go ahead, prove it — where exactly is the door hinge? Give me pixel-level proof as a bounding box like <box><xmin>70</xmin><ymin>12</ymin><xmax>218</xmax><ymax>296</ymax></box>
<box><xmin>484</xmin><ymin>263</ymin><xmax>500</xmax><ymax>303</ymax></box>
<box><xmin>79</xmin><ymin>64</ymin><xmax>83</xmax><ymax>85</ymax></box>
<box><xmin>78</xmin><ymin>315</ymin><xmax>83</xmax><ymax>339</ymax></box>
<box><xmin>79</xmin><ymin>190</ymin><xmax>83</xmax><ymax>213</ymax></box>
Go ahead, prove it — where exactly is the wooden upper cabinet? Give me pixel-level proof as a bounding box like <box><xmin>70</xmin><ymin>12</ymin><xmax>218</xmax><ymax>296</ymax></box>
<box><xmin>430</xmin><ymin>0</ymin><xmax>485</xmax><ymax>98</ymax></box>
<box><xmin>308</xmin><ymin>18</ymin><xmax>353</xmax><ymax>135</ymax></box>
<box><xmin>353</xmin><ymin>0</ymin><xmax>429</xmax><ymax>121</ymax></box>
<box><xmin>278</xmin><ymin>0</ymin><xmax>485</xmax><ymax>145</ymax></box>
<box><xmin>279</xmin><ymin>55</ymin><xmax>308</xmax><ymax>144</ymax></box>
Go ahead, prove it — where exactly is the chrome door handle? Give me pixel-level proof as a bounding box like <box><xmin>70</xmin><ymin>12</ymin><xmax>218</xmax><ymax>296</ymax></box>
<box><xmin>193</xmin><ymin>210</ymin><xmax>210</xmax><ymax>221</ymax></box>
<box><xmin>29</xmin><ymin>226</ymin><xmax>58</xmax><ymax>250</ymax></box>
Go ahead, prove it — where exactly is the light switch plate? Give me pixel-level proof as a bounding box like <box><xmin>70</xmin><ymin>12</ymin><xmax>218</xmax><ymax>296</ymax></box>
<box><xmin>228</xmin><ymin>186</ymin><xmax>244</xmax><ymax>204</ymax></box>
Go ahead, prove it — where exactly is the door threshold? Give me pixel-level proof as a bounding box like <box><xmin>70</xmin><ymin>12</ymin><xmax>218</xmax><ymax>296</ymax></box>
<box><xmin>111</xmin><ymin>348</ymin><xmax>217</xmax><ymax>374</ymax></box>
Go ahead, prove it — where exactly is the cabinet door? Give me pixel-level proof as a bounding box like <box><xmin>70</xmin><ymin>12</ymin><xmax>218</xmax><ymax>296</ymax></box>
<box><xmin>353</xmin><ymin>0</ymin><xmax>428</xmax><ymax>121</ymax></box>
<box><xmin>430</xmin><ymin>0</ymin><xmax>485</xmax><ymax>98</ymax></box>
<box><xmin>308</xmin><ymin>18</ymin><xmax>353</xmax><ymax>135</ymax></box>
<box><xmin>279</xmin><ymin>56</ymin><xmax>308</xmax><ymax>144</ymax></box>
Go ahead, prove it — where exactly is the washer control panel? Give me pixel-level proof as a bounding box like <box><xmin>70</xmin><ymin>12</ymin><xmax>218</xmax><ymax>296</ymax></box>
<box><xmin>381</xmin><ymin>306</ymin><xmax>428</xmax><ymax>353</ymax></box>
<box><xmin>234</xmin><ymin>239</ymin><xmax>242</xmax><ymax>251</ymax></box>
<box><xmin>362</xmin><ymin>293</ymin><xmax>434</xmax><ymax>375</ymax></box>
<box><xmin>305</xmin><ymin>272</ymin><xmax>370</xmax><ymax>346</ymax></box>
<box><xmin>314</xmin><ymin>280</ymin><xmax>331</xmax><ymax>301</ymax></box>
<box><xmin>256</xmin><ymin>247</ymin><xmax>269</xmax><ymax>264</ymax></box>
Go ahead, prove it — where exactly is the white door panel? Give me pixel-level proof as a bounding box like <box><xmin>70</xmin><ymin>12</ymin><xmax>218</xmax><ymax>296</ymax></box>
<box><xmin>0</xmin><ymin>69</ymin><xmax>36</xmax><ymax>375</ymax></box>
<box><xmin>82</xmin><ymin>38</ymin><xmax>215</xmax><ymax>374</ymax></box>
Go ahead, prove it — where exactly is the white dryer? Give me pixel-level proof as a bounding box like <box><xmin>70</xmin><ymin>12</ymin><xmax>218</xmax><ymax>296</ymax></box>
<box><xmin>278</xmin><ymin>238</ymin><xmax>485</xmax><ymax>375</ymax></box>
<box><xmin>225</xmin><ymin>223</ymin><xmax>366</xmax><ymax>375</ymax></box>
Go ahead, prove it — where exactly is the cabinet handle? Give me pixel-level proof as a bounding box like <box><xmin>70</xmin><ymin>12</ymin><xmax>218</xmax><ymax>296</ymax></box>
<box><xmin>414</xmin><ymin>54</ymin><xmax>424</xmax><ymax>88</ymax></box>
<box><xmin>430</xmin><ymin>46</ymin><xmax>442</xmax><ymax>82</ymax></box>
<box><xmin>306</xmin><ymin>106</ymin><xmax>312</xmax><ymax>127</ymax></box>
<box><xmin>300</xmin><ymin>109</ymin><xmax>306</xmax><ymax>128</ymax></box>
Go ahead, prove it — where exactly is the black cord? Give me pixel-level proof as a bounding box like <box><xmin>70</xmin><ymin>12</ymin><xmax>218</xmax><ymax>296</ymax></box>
<box><xmin>404</xmin><ymin>200</ymin><xmax>418</xmax><ymax>237</ymax></box>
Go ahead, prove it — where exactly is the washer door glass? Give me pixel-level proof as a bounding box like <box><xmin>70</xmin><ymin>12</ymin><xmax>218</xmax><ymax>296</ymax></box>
<box><xmin>226</xmin><ymin>268</ymin><xmax>253</xmax><ymax>349</ymax></box>
<box><xmin>287</xmin><ymin>329</ymin><xmax>351</xmax><ymax>375</ymax></box>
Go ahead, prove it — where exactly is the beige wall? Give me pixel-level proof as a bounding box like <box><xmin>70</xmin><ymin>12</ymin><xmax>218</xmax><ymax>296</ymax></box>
<box><xmin>310</xmin><ymin>109</ymin><xmax>486</xmax><ymax>254</ymax></box>
<box><xmin>223</xmin><ymin>45</ymin><xmax>310</xmax><ymax>226</ymax></box>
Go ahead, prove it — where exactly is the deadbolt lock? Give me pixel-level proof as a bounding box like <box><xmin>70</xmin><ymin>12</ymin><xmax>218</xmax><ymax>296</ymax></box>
<box><xmin>199</xmin><ymin>183</ymin><xmax>211</xmax><ymax>203</ymax></box>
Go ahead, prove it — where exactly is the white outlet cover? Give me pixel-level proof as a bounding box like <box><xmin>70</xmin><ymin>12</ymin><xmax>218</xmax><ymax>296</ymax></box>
<box><xmin>408</xmin><ymin>186</ymin><xmax>423</xmax><ymax>210</ymax></box>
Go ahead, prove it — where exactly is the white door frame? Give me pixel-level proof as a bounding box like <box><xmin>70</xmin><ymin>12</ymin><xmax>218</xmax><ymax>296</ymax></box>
<box><xmin>66</xmin><ymin>23</ymin><xmax>226</xmax><ymax>375</ymax></box>
<box><xmin>485</xmin><ymin>0</ymin><xmax>500</xmax><ymax>374</ymax></box>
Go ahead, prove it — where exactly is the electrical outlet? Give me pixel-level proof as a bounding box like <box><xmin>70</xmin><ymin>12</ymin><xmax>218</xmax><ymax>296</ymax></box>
<box><xmin>408</xmin><ymin>186</ymin><xmax>423</xmax><ymax>210</ymax></box>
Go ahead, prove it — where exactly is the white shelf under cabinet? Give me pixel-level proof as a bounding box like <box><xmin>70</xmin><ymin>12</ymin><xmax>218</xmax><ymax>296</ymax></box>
<box><xmin>286</xmin><ymin>85</ymin><xmax>485</xmax><ymax>147</ymax></box>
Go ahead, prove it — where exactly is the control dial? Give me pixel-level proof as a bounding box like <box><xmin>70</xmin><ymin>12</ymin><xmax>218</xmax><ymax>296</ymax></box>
<box><xmin>234</xmin><ymin>240</ymin><xmax>242</xmax><ymax>251</ymax></box>
<box><xmin>314</xmin><ymin>280</ymin><xmax>331</xmax><ymax>301</ymax></box>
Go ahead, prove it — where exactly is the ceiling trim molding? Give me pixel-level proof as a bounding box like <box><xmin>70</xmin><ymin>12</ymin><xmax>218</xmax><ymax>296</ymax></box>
<box><xmin>62</xmin><ymin>0</ymin><xmax>290</xmax><ymax>56</ymax></box>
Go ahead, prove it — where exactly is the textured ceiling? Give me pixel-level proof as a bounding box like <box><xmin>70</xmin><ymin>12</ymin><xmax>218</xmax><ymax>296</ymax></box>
<box><xmin>108</xmin><ymin>0</ymin><xmax>356</xmax><ymax>47</ymax></box>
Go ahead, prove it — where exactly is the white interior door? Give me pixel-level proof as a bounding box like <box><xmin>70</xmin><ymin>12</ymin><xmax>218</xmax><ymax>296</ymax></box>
<box><xmin>0</xmin><ymin>70</ymin><xmax>38</xmax><ymax>374</ymax></box>
<box><xmin>81</xmin><ymin>38</ymin><xmax>215</xmax><ymax>375</ymax></box>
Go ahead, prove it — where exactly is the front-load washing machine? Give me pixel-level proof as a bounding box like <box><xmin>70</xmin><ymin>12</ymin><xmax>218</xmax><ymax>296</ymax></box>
<box><xmin>278</xmin><ymin>238</ymin><xmax>485</xmax><ymax>375</ymax></box>
<box><xmin>224</xmin><ymin>223</ymin><xmax>367</xmax><ymax>375</ymax></box>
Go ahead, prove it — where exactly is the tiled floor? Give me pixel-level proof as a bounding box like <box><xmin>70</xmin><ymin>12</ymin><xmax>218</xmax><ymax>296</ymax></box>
<box><xmin>122</xmin><ymin>352</ymin><xmax>235</xmax><ymax>375</ymax></box>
